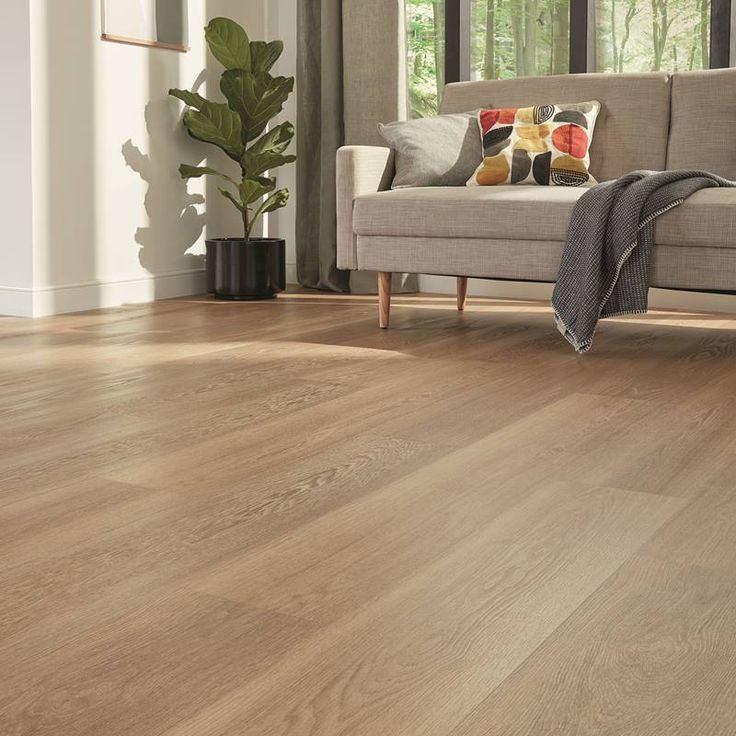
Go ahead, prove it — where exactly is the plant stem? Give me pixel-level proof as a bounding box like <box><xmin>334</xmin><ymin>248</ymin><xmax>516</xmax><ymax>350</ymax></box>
<box><xmin>243</xmin><ymin>207</ymin><xmax>249</xmax><ymax>242</ymax></box>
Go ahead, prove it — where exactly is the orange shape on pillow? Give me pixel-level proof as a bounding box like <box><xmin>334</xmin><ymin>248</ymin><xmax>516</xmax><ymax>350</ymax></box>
<box><xmin>498</xmin><ymin>108</ymin><xmax>518</xmax><ymax>124</ymax></box>
<box><xmin>475</xmin><ymin>154</ymin><xmax>510</xmax><ymax>185</ymax></box>
<box><xmin>552</xmin><ymin>124</ymin><xmax>589</xmax><ymax>158</ymax></box>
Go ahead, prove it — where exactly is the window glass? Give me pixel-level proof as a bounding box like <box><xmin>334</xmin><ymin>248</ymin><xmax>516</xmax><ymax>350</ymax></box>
<box><xmin>595</xmin><ymin>0</ymin><xmax>710</xmax><ymax>72</ymax></box>
<box><xmin>471</xmin><ymin>0</ymin><xmax>571</xmax><ymax>80</ymax></box>
<box><xmin>406</xmin><ymin>0</ymin><xmax>445</xmax><ymax>117</ymax></box>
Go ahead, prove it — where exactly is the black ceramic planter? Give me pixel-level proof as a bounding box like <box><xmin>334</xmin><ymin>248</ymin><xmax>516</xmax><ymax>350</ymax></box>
<box><xmin>206</xmin><ymin>238</ymin><xmax>286</xmax><ymax>300</ymax></box>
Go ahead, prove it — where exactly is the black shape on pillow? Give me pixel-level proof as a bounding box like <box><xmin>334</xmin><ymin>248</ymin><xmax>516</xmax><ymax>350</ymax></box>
<box><xmin>511</xmin><ymin>150</ymin><xmax>532</xmax><ymax>184</ymax></box>
<box><xmin>533</xmin><ymin>151</ymin><xmax>552</xmax><ymax>185</ymax></box>
<box><xmin>483</xmin><ymin>126</ymin><xmax>513</xmax><ymax>153</ymax></box>
<box><xmin>485</xmin><ymin>139</ymin><xmax>512</xmax><ymax>157</ymax></box>
<box><xmin>551</xmin><ymin>168</ymin><xmax>589</xmax><ymax>186</ymax></box>
<box><xmin>553</xmin><ymin>110</ymin><xmax>588</xmax><ymax>128</ymax></box>
<box><xmin>534</xmin><ymin>105</ymin><xmax>555</xmax><ymax>124</ymax></box>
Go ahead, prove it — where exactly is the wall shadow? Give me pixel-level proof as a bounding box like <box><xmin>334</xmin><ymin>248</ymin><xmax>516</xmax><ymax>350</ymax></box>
<box><xmin>122</xmin><ymin>53</ymin><xmax>206</xmax><ymax>299</ymax></box>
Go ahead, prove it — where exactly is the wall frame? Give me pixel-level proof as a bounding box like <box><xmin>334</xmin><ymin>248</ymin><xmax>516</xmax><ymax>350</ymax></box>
<box><xmin>101</xmin><ymin>0</ymin><xmax>189</xmax><ymax>53</ymax></box>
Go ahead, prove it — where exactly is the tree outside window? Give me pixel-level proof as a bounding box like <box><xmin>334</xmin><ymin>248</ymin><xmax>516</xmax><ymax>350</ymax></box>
<box><xmin>406</xmin><ymin>0</ymin><xmax>445</xmax><ymax>117</ymax></box>
<box><xmin>595</xmin><ymin>0</ymin><xmax>709</xmax><ymax>73</ymax></box>
<box><xmin>470</xmin><ymin>0</ymin><xmax>570</xmax><ymax>80</ymax></box>
<box><xmin>406</xmin><ymin>0</ymin><xmax>712</xmax><ymax>120</ymax></box>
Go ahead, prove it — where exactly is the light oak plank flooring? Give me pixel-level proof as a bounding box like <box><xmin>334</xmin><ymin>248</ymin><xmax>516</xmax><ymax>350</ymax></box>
<box><xmin>1</xmin><ymin>292</ymin><xmax>736</xmax><ymax>735</ymax></box>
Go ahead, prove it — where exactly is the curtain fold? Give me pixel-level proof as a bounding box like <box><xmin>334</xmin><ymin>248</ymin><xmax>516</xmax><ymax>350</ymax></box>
<box><xmin>296</xmin><ymin>0</ymin><xmax>418</xmax><ymax>294</ymax></box>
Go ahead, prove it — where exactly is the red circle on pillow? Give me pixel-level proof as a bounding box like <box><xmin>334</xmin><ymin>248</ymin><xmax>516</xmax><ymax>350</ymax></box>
<box><xmin>480</xmin><ymin>109</ymin><xmax>500</xmax><ymax>133</ymax></box>
<box><xmin>552</xmin><ymin>124</ymin><xmax>589</xmax><ymax>158</ymax></box>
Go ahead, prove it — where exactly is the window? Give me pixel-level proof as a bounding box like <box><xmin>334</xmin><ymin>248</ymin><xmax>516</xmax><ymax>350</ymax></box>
<box><xmin>406</xmin><ymin>0</ymin><xmax>445</xmax><ymax>117</ymax></box>
<box><xmin>470</xmin><ymin>0</ymin><xmax>570</xmax><ymax>80</ymax></box>
<box><xmin>407</xmin><ymin>0</ymin><xmax>730</xmax><ymax>105</ymax></box>
<box><xmin>595</xmin><ymin>0</ymin><xmax>710</xmax><ymax>72</ymax></box>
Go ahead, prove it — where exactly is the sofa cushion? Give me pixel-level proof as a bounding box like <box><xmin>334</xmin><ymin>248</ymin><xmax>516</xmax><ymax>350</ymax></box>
<box><xmin>354</xmin><ymin>186</ymin><xmax>586</xmax><ymax>241</ymax></box>
<box><xmin>378</xmin><ymin>112</ymin><xmax>482</xmax><ymax>188</ymax></box>
<box><xmin>467</xmin><ymin>101</ymin><xmax>601</xmax><ymax>187</ymax></box>
<box><xmin>353</xmin><ymin>186</ymin><xmax>736</xmax><ymax>248</ymax></box>
<box><xmin>656</xmin><ymin>188</ymin><xmax>736</xmax><ymax>248</ymax></box>
<box><xmin>667</xmin><ymin>68</ymin><xmax>736</xmax><ymax>178</ymax></box>
<box><xmin>440</xmin><ymin>73</ymin><xmax>671</xmax><ymax>182</ymax></box>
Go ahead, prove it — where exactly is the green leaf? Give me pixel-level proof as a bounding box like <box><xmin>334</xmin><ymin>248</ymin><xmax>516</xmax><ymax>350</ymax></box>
<box><xmin>243</xmin><ymin>122</ymin><xmax>295</xmax><ymax>176</ymax></box>
<box><xmin>249</xmin><ymin>122</ymin><xmax>295</xmax><ymax>156</ymax></box>
<box><xmin>240</xmin><ymin>177</ymin><xmax>276</xmax><ymax>205</ymax></box>
<box><xmin>182</xmin><ymin>102</ymin><xmax>244</xmax><ymax>160</ymax></box>
<box><xmin>205</xmin><ymin>17</ymin><xmax>251</xmax><ymax>70</ymax></box>
<box><xmin>169</xmin><ymin>88</ymin><xmax>208</xmax><ymax>110</ymax></box>
<box><xmin>220</xmin><ymin>70</ymin><xmax>294</xmax><ymax>142</ymax></box>
<box><xmin>260</xmin><ymin>188</ymin><xmax>289</xmax><ymax>214</ymax></box>
<box><xmin>179</xmin><ymin>164</ymin><xmax>237</xmax><ymax>185</ymax></box>
<box><xmin>218</xmin><ymin>186</ymin><xmax>244</xmax><ymax>212</ymax></box>
<box><xmin>250</xmin><ymin>41</ymin><xmax>283</xmax><ymax>73</ymax></box>
<box><xmin>245</xmin><ymin>152</ymin><xmax>296</xmax><ymax>178</ymax></box>
<box><xmin>249</xmin><ymin>188</ymin><xmax>289</xmax><ymax>235</ymax></box>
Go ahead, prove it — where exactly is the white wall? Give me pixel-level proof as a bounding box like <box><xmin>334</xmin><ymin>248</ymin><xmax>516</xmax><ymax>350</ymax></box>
<box><xmin>1</xmin><ymin>0</ymin><xmax>272</xmax><ymax>317</ymax></box>
<box><xmin>0</xmin><ymin>4</ymin><xmax>35</xmax><ymax>316</ymax></box>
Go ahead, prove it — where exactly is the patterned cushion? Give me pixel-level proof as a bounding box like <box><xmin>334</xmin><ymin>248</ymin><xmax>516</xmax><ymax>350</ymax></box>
<box><xmin>467</xmin><ymin>101</ymin><xmax>601</xmax><ymax>187</ymax></box>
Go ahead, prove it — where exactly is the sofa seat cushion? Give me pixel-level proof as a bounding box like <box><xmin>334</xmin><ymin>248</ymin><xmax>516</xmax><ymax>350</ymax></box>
<box><xmin>656</xmin><ymin>189</ymin><xmax>736</xmax><ymax>248</ymax></box>
<box><xmin>353</xmin><ymin>186</ymin><xmax>585</xmax><ymax>242</ymax></box>
<box><xmin>354</xmin><ymin>186</ymin><xmax>736</xmax><ymax>249</ymax></box>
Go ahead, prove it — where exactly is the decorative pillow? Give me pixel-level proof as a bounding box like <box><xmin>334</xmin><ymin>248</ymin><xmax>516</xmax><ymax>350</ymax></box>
<box><xmin>378</xmin><ymin>112</ymin><xmax>482</xmax><ymax>188</ymax></box>
<box><xmin>466</xmin><ymin>101</ymin><xmax>601</xmax><ymax>187</ymax></box>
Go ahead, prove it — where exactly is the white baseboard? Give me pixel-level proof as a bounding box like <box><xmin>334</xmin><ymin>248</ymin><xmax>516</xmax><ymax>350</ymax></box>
<box><xmin>419</xmin><ymin>275</ymin><xmax>736</xmax><ymax>314</ymax></box>
<box><xmin>0</xmin><ymin>269</ymin><xmax>206</xmax><ymax>318</ymax></box>
<box><xmin>0</xmin><ymin>288</ymin><xmax>35</xmax><ymax>318</ymax></box>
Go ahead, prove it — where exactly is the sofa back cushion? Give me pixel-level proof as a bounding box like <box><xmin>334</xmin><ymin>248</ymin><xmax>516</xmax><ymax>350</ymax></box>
<box><xmin>441</xmin><ymin>72</ymin><xmax>671</xmax><ymax>182</ymax></box>
<box><xmin>667</xmin><ymin>68</ymin><xmax>736</xmax><ymax>178</ymax></box>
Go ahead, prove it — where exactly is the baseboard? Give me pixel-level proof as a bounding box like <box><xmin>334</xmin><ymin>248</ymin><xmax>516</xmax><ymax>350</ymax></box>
<box><xmin>419</xmin><ymin>275</ymin><xmax>736</xmax><ymax>315</ymax></box>
<box><xmin>0</xmin><ymin>269</ymin><xmax>206</xmax><ymax>318</ymax></box>
<box><xmin>0</xmin><ymin>288</ymin><xmax>35</xmax><ymax>318</ymax></box>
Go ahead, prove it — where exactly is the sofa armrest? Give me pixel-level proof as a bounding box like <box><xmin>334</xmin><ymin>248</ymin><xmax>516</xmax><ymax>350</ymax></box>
<box><xmin>336</xmin><ymin>145</ymin><xmax>395</xmax><ymax>270</ymax></box>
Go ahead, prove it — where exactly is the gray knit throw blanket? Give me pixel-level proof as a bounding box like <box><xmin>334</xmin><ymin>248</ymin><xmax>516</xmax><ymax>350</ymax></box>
<box><xmin>552</xmin><ymin>170</ymin><xmax>735</xmax><ymax>353</ymax></box>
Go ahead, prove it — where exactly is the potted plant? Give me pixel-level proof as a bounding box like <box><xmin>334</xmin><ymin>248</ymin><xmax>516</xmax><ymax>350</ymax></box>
<box><xmin>170</xmin><ymin>18</ymin><xmax>295</xmax><ymax>300</ymax></box>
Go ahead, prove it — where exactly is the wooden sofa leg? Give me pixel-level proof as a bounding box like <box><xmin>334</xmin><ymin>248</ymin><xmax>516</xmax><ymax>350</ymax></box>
<box><xmin>378</xmin><ymin>272</ymin><xmax>392</xmax><ymax>329</ymax></box>
<box><xmin>457</xmin><ymin>277</ymin><xmax>468</xmax><ymax>311</ymax></box>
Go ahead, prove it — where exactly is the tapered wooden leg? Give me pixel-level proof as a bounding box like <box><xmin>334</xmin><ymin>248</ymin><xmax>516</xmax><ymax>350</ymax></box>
<box><xmin>378</xmin><ymin>272</ymin><xmax>392</xmax><ymax>329</ymax></box>
<box><xmin>457</xmin><ymin>276</ymin><xmax>468</xmax><ymax>311</ymax></box>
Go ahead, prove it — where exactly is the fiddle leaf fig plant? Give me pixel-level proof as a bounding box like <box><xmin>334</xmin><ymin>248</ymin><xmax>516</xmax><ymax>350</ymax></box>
<box><xmin>170</xmin><ymin>18</ymin><xmax>295</xmax><ymax>241</ymax></box>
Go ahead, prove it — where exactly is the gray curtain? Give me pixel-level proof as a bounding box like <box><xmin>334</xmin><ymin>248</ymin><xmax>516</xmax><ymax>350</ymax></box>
<box><xmin>296</xmin><ymin>0</ymin><xmax>418</xmax><ymax>293</ymax></box>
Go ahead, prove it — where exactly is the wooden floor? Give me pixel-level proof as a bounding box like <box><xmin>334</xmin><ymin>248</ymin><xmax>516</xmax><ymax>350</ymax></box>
<box><xmin>2</xmin><ymin>291</ymin><xmax>736</xmax><ymax>736</ymax></box>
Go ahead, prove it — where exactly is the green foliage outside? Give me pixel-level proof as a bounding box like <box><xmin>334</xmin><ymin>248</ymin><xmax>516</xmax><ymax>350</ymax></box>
<box><xmin>406</xmin><ymin>0</ymin><xmax>446</xmax><ymax>117</ymax></box>
<box><xmin>170</xmin><ymin>18</ymin><xmax>295</xmax><ymax>241</ymax></box>
<box><xmin>595</xmin><ymin>0</ymin><xmax>709</xmax><ymax>73</ymax></box>
<box><xmin>407</xmin><ymin>0</ymin><xmax>709</xmax><ymax>119</ymax></box>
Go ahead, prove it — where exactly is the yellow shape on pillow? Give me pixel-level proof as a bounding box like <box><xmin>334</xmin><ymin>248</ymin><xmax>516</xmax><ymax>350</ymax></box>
<box><xmin>474</xmin><ymin>154</ymin><xmax>510</xmax><ymax>186</ymax></box>
<box><xmin>516</xmin><ymin>124</ymin><xmax>552</xmax><ymax>140</ymax></box>
<box><xmin>514</xmin><ymin>138</ymin><xmax>549</xmax><ymax>153</ymax></box>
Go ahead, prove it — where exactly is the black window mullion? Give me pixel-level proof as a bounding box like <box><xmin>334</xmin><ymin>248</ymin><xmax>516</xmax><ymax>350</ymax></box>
<box><xmin>569</xmin><ymin>0</ymin><xmax>589</xmax><ymax>73</ymax></box>
<box><xmin>710</xmin><ymin>0</ymin><xmax>732</xmax><ymax>68</ymax></box>
<box><xmin>445</xmin><ymin>0</ymin><xmax>471</xmax><ymax>83</ymax></box>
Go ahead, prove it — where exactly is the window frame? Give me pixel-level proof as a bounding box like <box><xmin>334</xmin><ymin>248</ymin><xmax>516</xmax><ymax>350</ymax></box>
<box><xmin>443</xmin><ymin>0</ymin><xmax>732</xmax><ymax>83</ymax></box>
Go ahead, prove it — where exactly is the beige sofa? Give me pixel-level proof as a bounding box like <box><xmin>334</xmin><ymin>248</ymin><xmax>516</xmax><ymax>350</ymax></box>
<box><xmin>336</xmin><ymin>69</ymin><xmax>736</xmax><ymax>327</ymax></box>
